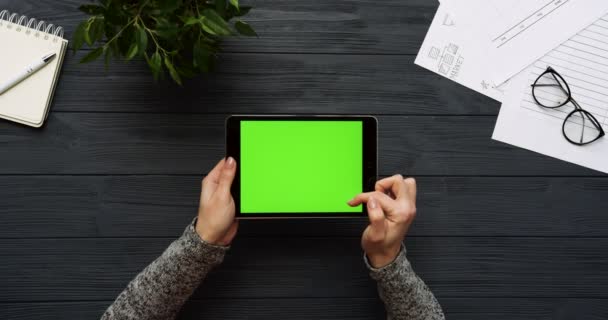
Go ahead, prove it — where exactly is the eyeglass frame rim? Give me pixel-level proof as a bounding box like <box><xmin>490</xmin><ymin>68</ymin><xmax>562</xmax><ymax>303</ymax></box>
<box><xmin>531</xmin><ymin>66</ymin><xmax>572</xmax><ymax>109</ymax></box>
<box><xmin>562</xmin><ymin>108</ymin><xmax>605</xmax><ymax>145</ymax></box>
<box><xmin>530</xmin><ymin>66</ymin><xmax>605</xmax><ymax>146</ymax></box>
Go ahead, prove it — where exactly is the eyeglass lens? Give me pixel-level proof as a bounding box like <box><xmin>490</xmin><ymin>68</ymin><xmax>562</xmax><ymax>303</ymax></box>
<box><xmin>564</xmin><ymin>110</ymin><xmax>603</xmax><ymax>145</ymax></box>
<box><xmin>532</xmin><ymin>71</ymin><xmax>570</xmax><ymax>108</ymax></box>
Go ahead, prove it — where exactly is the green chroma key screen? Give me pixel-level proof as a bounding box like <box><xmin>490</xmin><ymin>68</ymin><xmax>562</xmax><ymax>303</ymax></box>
<box><xmin>240</xmin><ymin>120</ymin><xmax>363</xmax><ymax>214</ymax></box>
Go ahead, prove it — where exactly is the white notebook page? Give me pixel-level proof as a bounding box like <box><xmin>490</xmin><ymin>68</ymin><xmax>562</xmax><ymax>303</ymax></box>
<box><xmin>0</xmin><ymin>21</ymin><xmax>67</xmax><ymax>126</ymax></box>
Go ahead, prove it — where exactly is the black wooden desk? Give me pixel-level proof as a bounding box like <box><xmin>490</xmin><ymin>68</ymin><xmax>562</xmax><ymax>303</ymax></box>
<box><xmin>1</xmin><ymin>0</ymin><xmax>608</xmax><ymax>319</ymax></box>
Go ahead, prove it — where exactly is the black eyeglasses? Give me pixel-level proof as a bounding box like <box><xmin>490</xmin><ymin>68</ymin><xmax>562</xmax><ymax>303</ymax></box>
<box><xmin>531</xmin><ymin>66</ymin><xmax>605</xmax><ymax>146</ymax></box>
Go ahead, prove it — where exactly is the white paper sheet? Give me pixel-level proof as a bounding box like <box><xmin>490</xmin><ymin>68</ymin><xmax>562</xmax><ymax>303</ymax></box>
<box><xmin>433</xmin><ymin>0</ymin><xmax>608</xmax><ymax>86</ymax></box>
<box><xmin>493</xmin><ymin>15</ymin><xmax>608</xmax><ymax>174</ymax></box>
<box><xmin>485</xmin><ymin>0</ymin><xmax>608</xmax><ymax>85</ymax></box>
<box><xmin>415</xmin><ymin>5</ymin><xmax>505</xmax><ymax>102</ymax></box>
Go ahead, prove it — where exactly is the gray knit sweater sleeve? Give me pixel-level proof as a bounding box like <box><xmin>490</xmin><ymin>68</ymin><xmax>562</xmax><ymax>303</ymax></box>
<box><xmin>101</xmin><ymin>219</ymin><xmax>228</xmax><ymax>320</ymax></box>
<box><xmin>365</xmin><ymin>244</ymin><xmax>445</xmax><ymax>320</ymax></box>
<box><xmin>101</xmin><ymin>221</ymin><xmax>442</xmax><ymax>320</ymax></box>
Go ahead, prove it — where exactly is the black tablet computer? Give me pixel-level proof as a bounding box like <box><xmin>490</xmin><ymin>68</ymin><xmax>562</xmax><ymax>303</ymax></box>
<box><xmin>226</xmin><ymin>115</ymin><xmax>377</xmax><ymax>218</ymax></box>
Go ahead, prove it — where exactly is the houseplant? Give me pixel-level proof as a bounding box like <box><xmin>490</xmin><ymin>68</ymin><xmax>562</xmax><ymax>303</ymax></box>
<box><xmin>73</xmin><ymin>0</ymin><xmax>257</xmax><ymax>84</ymax></box>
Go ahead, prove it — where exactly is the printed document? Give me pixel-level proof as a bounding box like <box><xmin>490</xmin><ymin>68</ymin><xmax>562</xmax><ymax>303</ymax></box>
<box><xmin>484</xmin><ymin>0</ymin><xmax>608</xmax><ymax>85</ymax></box>
<box><xmin>416</xmin><ymin>0</ymin><xmax>608</xmax><ymax>102</ymax></box>
<box><xmin>415</xmin><ymin>5</ymin><xmax>505</xmax><ymax>101</ymax></box>
<box><xmin>493</xmin><ymin>15</ymin><xmax>608</xmax><ymax>174</ymax></box>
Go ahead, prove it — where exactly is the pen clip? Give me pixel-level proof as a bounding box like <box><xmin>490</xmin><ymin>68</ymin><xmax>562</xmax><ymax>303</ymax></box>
<box><xmin>42</xmin><ymin>53</ymin><xmax>56</xmax><ymax>62</ymax></box>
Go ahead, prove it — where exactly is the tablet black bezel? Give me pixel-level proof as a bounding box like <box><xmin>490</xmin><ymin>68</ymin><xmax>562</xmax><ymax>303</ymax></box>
<box><xmin>226</xmin><ymin>115</ymin><xmax>377</xmax><ymax>219</ymax></box>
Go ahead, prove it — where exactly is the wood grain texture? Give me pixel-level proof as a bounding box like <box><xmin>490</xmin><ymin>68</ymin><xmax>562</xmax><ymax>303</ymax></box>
<box><xmin>3</xmin><ymin>298</ymin><xmax>607</xmax><ymax>320</ymax></box>
<box><xmin>0</xmin><ymin>114</ymin><xmax>602</xmax><ymax>175</ymax></box>
<box><xmin>0</xmin><ymin>0</ymin><xmax>436</xmax><ymax>54</ymax></box>
<box><xmin>1</xmin><ymin>176</ymin><xmax>608</xmax><ymax>238</ymax></box>
<box><xmin>2</xmin><ymin>237</ymin><xmax>608</xmax><ymax>302</ymax></box>
<box><xmin>0</xmin><ymin>302</ymin><xmax>109</xmax><ymax>320</ymax></box>
<box><xmin>49</xmin><ymin>52</ymin><xmax>498</xmax><ymax>115</ymax></box>
<box><xmin>2</xmin><ymin>0</ymin><xmax>608</xmax><ymax>318</ymax></box>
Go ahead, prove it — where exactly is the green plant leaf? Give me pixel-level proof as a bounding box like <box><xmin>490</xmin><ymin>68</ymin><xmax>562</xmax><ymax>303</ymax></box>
<box><xmin>193</xmin><ymin>38</ymin><xmax>212</xmax><ymax>72</ymax></box>
<box><xmin>235</xmin><ymin>5</ymin><xmax>251</xmax><ymax>16</ymax></box>
<box><xmin>80</xmin><ymin>47</ymin><xmax>104</xmax><ymax>63</ymax></box>
<box><xmin>152</xmin><ymin>52</ymin><xmax>162</xmax><ymax>70</ymax></box>
<box><xmin>84</xmin><ymin>18</ymin><xmax>104</xmax><ymax>46</ymax></box>
<box><xmin>72</xmin><ymin>21</ymin><xmax>87</xmax><ymax>53</ymax></box>
<box><xmin>235</xmin><ymin>20</ymin><xmax>257</xmax><ymax>36</ymax></box>
<box><xmin>136</xmin><ymin>26</ymin><xmax>148</xmax><ymax>55</ymax></box>
<box><xmin>83</xmin><ymin>19</ymin><xmax>93</xmax><ymax>46</ymax></box>
<box><xmin>103</xmin><ymin>2</ymin><xmax>126</xmax><ymax>25</ymax></box>
<box><xmin>148</xmin><ymin>52</ymin><xmax>163</xmax><ymax>80</ymax></box>
<box><xmin>79</xmin><ymin>4</ymin><xmax>105</xmax><ymax>15</ymax></box>
<box><xmin>164</xmin><ymin>56</ymin><xmax>182</xmax><ymax>85</ymax></box>
<box><xmin>73</xmin><ymin>0</ymin><xmax>255</xmax><ymax>83</ymax></box>
<box><xmin>183</xmin><ymin>17</ymin><xmax>201</xmax><ymax>26</ymax></box>
<box><xmin>201</xmin><ymin>9</ymin><xmax>232</xmax><ymax>36</ymax></box>
<box><xmin>126</xmin><ymin>43</ymin><xmax>139</xmax><ymax>60</ymax></box>
<box><xmin>92</xmin><ymin>18</ymin><xmax>105</xmax><ymax>42</ymax></box>
<box><xmin>146</xmin><ymin>51</ymin><xmax>163</xmax><ymax>80</ymax></box>
<box><xmin>156</xmin><ymin>18</ymin><xmax>179</xmax><ymax>40</ymax></box>
<box><xmin>116</xmin><ymin>25</ymin><xmax>136</xmax><ymax>55</ymax></box>
<box><xmin>158</xmin><ymin>0</ymin><xmax>182</xmax><ymax>13</ymax></box>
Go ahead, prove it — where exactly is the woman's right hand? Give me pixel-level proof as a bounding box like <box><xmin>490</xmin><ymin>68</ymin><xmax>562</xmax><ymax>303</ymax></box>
<box><xmin>348</xmin><ymin>175</ymin><xmax>417</xmax><ymax>268</ymax></box>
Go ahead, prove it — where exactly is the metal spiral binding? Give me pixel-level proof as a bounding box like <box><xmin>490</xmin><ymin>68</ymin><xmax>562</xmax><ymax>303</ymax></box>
<box><xmin>0</xmin><ymin>10</ymin><xmax>64</xmax><ymax>42</ymax></box>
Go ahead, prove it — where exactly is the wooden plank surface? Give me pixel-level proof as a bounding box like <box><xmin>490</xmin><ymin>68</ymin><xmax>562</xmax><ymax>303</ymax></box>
<box><xmin>0</xmin><ymin>114</ymin><xmax>601</xmax><ymax>176</ymax></box>
<box><xmin>2</xmin><ymin>298</ymin><xmax>608</xmax><ymax>320</ymax></box>
<box><xmin>1</xmin><ymin>176</ymin><xmax>607</xmax><ymax>238</ymax></box>
<box><xmin>1</xmin><ymin>0</ymin><xmax>607</xmax><ymax>318</ymax></box>
<box><xmin>2</xmin><ymin>237</ymin><xmax>608</xmax><ymax>301</ymax></box>
<box><xmin>50</xmin><ymin>52</ymin><xmax>498</xmax><ymax>115</ymax></box>
<box><xmin>1</xmin><ymin>0</ymin><xmax>436</xmax><ymax>54</ymax></box>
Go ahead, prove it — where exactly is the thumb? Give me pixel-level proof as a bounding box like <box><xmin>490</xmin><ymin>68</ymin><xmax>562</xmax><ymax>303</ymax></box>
<box><xmin>217</xmin><ymin>157</ymin><xmax>237</xmax><ymax>196</ymax></box>
<box><xmin>365</xmin><ymin>196</ymin><xmax>386</xmax><ymax>242</ymax></box>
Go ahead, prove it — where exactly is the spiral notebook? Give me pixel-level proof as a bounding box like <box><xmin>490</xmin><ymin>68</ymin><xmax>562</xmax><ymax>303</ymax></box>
<box><xmin>0</xmin><ymin>10</ymin><xmax>67</xmax><ymax>127</ymax></box>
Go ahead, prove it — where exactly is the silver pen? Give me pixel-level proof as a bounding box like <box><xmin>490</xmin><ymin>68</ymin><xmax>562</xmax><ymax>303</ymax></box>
<box><xmin>0</xmin><ymin>53</ymin><xmax>56</xmax><ymax>95</ymax></box>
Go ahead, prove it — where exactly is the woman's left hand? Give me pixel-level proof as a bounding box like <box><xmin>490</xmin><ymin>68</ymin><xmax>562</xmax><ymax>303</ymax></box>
<box><xmin>195</xmin><ymin>157</ymin><xmax>239</xmax><ymax>246</ymax></box>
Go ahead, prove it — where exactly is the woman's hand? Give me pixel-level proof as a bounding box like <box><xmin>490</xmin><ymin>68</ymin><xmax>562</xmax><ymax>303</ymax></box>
<box><xmin>195</xmin><ymin>157</ymin><xmax>239</xmax><ymax>246</ymax></box>
<box><xmin>348</xmin><ymin>175</ymin><xmax>417</xmax><ymax>268</ymax></box>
